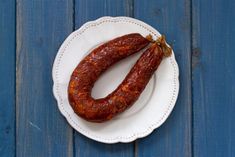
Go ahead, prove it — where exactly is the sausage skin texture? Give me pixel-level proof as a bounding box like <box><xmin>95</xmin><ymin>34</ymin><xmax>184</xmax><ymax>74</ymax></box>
<box><xmin>68</xmin><ymin>33</ymin><xmax>171</xmax><ymax>122</ymax></box>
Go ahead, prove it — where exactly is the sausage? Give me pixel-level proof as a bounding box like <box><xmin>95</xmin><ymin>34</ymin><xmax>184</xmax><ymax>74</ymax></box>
<box><xmin>68</xmin><ymin>33</ymin><xmax>172</xmax><ymax>122</ymax></box>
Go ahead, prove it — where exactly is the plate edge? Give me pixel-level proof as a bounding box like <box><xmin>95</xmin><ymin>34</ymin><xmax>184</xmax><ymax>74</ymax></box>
<box><xmin>52</xmin><ymin>16</ymin><xmax>180</xmax><ymax>143</ymax></box>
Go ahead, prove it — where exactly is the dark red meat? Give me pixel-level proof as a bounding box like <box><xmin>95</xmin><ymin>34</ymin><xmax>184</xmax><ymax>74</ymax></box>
<box><xmin>68</xmin><ymin>33</ymin><xmax>171</xmax><ymax>122</ymax></box>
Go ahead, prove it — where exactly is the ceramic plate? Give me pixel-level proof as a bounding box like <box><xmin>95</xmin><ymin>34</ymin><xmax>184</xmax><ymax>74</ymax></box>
<box><xmin>52</xmin><ymin>16</ymin><xmax>179</xmax><ymax>143</ymax></box>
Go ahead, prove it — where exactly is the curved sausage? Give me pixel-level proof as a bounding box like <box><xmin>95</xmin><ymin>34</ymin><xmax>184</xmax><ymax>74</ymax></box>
<box><xmin>68</xmin><ymin>33</ymin><xmax>171</xmax><ymax>122</ymax></box>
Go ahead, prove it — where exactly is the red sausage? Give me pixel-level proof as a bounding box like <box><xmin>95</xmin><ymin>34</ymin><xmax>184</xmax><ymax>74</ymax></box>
<box><xmin>68</xmin><ymin>33</ymin><xmax>171</xmax><ymax>122</ymax></box>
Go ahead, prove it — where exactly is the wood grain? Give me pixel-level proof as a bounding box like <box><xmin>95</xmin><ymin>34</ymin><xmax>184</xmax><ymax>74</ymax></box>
<box><xmin>2</xmin><ymin>0</ymin><xmax>235</xmax><ymax>156</ymax></box>
<box><xmin>16</xmin><ymin>1</ymin><xmax>73</xmax><ymax>156</ymax></box>
<box><xmin>134</xmin><ymin>0</ymin><xmax>192</xmax><ymax>156</ymax></box>
<box><xmin>73</xmin><ymin>0</ymin><xmax>134</xmax><ymax>157</ymax></box>
<box><xmin>75</xmin><ymin>0</ymin><xmax>133</xmax><ymax>29</ymax></box>
<box><xmin>192</xmin><ymin>0</ymin><xmax>235</xmax><ymax>156</ymax></box>
<box><xmin>0</xmin><ymin>0</ymin><xmax>15</xmax><ymax>156</ymax></box>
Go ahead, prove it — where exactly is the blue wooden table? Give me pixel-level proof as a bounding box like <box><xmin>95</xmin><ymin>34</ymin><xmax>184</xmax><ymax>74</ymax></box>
<box><xmin>1</xmin><ymin>0</ymin><xmax>235</xmax><ymax>156</ymax></box>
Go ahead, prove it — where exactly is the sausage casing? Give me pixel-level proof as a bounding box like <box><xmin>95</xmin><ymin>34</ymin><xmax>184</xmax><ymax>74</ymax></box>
<box><xmin>68</xmin><ymin>33</ymin><xmax>171</xmax><ymax>122</ymax></box>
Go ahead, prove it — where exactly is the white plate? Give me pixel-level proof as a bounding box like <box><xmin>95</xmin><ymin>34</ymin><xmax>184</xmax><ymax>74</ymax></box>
<box><xmin>52</xmin><ymin>16</ymin><xmax>179</xmax><ymax>143</ymax></box>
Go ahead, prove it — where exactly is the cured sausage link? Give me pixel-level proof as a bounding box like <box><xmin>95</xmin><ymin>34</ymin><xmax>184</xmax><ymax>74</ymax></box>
<box><xmin>68</xmin><ymin>33</ymin><xmax>171</xmax><ymax>122</ymax></box>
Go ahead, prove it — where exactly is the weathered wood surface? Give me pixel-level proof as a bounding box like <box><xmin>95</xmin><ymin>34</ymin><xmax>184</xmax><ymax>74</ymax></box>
<box><xmin>16</xmin><ymin>1</ymin><xmax>73</xmax><ymax>157</ymax></box>
<box><xmin>0</xmin><ymin>1</ymin><xmax>16</xmax><ymax>157</ymax></box>
<box><xmin>192</xmin><ymin>0</ymin><xmax>235</xmax><ymax>156</ymax></box>
<box><xmin>0</xmin><ymin>0</ymin><xmax>235</xmax><ymax>156</ymax></box>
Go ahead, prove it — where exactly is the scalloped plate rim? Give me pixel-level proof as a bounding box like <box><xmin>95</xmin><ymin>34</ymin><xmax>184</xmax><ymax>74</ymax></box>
<box><xmin>52</xmin><ymin>16</ymin><xmax>180</xmax><ymax>143</ymax></box>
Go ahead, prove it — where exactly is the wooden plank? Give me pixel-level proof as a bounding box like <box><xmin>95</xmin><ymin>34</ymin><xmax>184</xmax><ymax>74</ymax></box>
<box><xmin>134</xmin><ymin>0</ymin><xmax>192</xmax><ymax>157</ymax></box>
<box><xmin>75</xmin><ymin>0</ymin><xmax>133</xmax><ymax>29</ymax></box>
<box><xmin>16</xmin><ymin>1</ymin><xmax>73</xmax><ymax>157</ymax></box>
<box><xmin>192</xmin><ymin>0</ymin><xmax>235</xmax><ymax>156</ymax></box>
<box><xmin>74</xmin><ymin>0</ymin><xmax>134</xmax><ymax>157</ymax></box>
<box><xmin>0</xmin><ymin>0</ymin><xmax>15</xmax><ymax>156</ymax></box>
